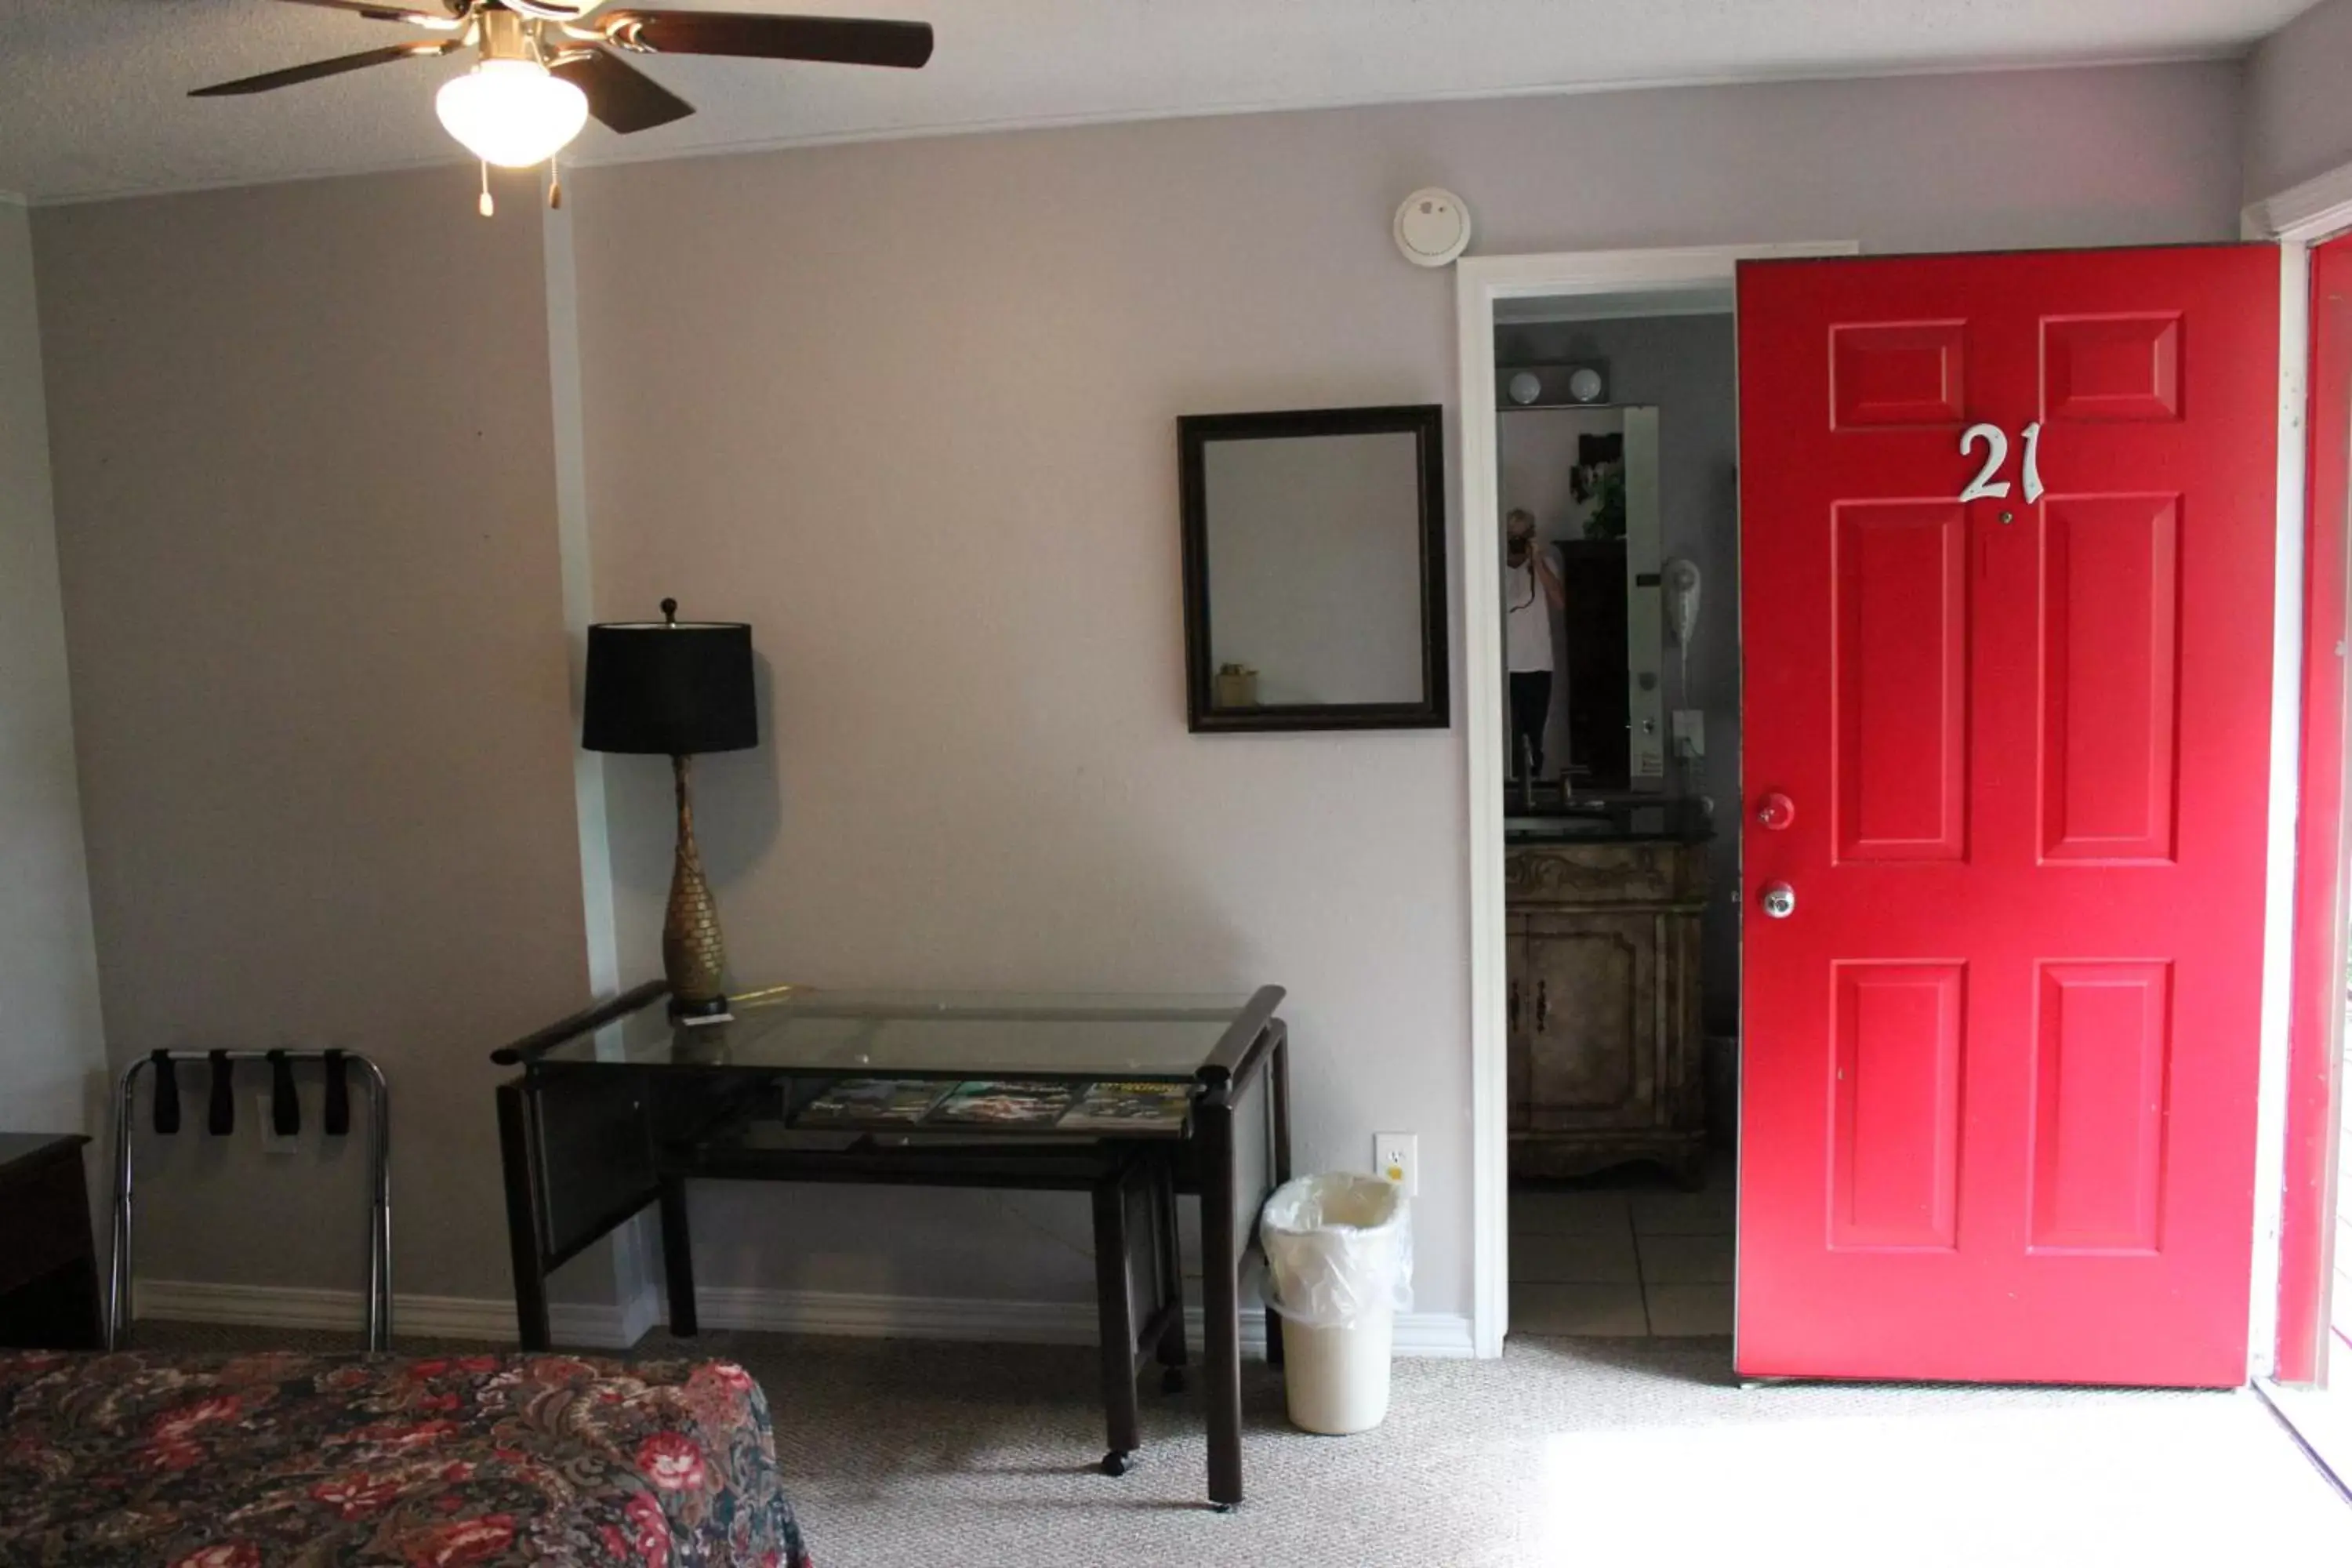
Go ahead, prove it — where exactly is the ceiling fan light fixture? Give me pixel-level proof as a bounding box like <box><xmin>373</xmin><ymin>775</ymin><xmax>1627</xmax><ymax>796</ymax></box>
<box><xmin>434</xmin><ymin>58</ymin><xmax>588</xmax><ymax>168</ymax></box>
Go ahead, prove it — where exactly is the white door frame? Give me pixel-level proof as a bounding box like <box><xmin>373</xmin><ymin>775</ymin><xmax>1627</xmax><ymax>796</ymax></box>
<box><xmin>2241</xmin><ymin>165</ymin><xmax>2352</xmax><ymax>1381</ymax></box>
<box><xmin>1455</xmin><ymin>241</ymin><xmax>1857</xmax><ymax>1359</ymax></box>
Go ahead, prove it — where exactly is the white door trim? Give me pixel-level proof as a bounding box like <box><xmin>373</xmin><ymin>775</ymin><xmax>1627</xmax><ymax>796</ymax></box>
<box><xmin>2245</xmin><ymin>163</ymin><xmax>2352</xmax><ymax>249</ymax></box>
<box><xmin>1454</xmin><ymin>241</ymin><xmax>1857</xmax><ymax>1359</ymax></box>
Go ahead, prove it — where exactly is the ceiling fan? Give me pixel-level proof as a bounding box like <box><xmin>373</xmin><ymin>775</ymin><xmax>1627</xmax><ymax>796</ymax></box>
<box><xmin>192</xmin><ymin>1</ymin><xmax>932</xmax><ymax>202</ymax></box>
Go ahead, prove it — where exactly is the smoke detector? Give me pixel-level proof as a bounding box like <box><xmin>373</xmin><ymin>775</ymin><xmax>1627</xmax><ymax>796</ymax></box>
<box><xmin>1393</xmin><ymin>188</ymin><xmax>1472</xmax><ymax>268</ymax></box>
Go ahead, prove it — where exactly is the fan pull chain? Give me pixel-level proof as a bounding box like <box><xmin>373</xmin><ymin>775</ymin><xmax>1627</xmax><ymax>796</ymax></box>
<box><xmin>478</xmin><ymin>162</ymin><xmax>495</xmax><ymax>219</ymax></box>
<box><xmin>548</xmin><ymin>158</ymin><xmax>564</xmax><ymax>212</ymax></box>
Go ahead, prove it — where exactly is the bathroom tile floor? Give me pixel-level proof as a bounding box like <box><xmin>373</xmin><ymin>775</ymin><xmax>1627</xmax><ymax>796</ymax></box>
<box><xmin>1509</xmin><ymin>1151</ymin><xmax>1735</xmax><ymax>1338</ymax></box>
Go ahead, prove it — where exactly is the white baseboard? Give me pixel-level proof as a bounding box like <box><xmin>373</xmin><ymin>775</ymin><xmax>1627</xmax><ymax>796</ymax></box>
<box><xmin>1385</xmin><ymin>1312</ymin><xmax>1479</xmax><ymax>1357</ymax></box>
<box><xmin>132</xmin><ymin>1278</ymin><xmax>1475</xmax><ymax>1359</ymax></box>
<box><xmin>130</xmin><ymin>1279</ymin><xmax>629</xmax><ymax>1348</ymax></box>
<box><xmin>694</xmin><ymin>1286</ymin><xmax>1475</xmax><ymax>1358</ymax></box>
<box><xmin>685</xmin><ymin>1283</ymin><xmax>1100</xmax><ymax>1346</ymax></box>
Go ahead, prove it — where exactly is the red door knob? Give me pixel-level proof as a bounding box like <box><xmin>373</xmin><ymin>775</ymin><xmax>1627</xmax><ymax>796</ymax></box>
<box><xmin>1756</xmin><ymin>792</ymin><xmax>1796</xmax><ymax>831</ymax></box>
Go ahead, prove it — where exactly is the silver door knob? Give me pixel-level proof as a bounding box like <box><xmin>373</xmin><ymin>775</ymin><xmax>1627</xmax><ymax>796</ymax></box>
<box><xmin>1761</xmin><ymin>882</ymin><xmax>1796</xmax><ymax>919</ymax></box>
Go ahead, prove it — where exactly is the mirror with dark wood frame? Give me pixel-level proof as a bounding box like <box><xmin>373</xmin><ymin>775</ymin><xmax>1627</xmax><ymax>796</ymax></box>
<box><xmin>1177</xmin><ymin>405</ymin><xmax>1449</xmax><ymax>733</ymax></box>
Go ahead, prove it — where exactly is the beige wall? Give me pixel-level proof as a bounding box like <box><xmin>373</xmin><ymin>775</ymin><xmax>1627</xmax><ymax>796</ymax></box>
<box><xmin>2245</xmin><ymin>0</ymin><xmax>2352</xmax><ymax>205</ymax></box>
<box><xmin>34</xmin><ymin>169</ymin><xmax>591</xmax><ymax>1298</ymax></box>
<box><xmin>0</xmin><ymin>200</ymin><xmax>105</xmax><ymax>1138</ymax></box>
<box><xmin>572</xmin><ymin>62</ymin><xmax>2246</xmax><ymax>1320</ymax></box>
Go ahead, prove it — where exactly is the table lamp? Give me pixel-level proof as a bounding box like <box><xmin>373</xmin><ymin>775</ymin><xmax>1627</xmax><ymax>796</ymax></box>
<box><xmin>582</xmin><ymin>599</ymin><xmax>757</xmax><ymax>1018</ymax></box>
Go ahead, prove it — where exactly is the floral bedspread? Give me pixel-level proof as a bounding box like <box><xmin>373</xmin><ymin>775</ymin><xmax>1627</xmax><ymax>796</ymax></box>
<box><xmin>0</xmin><ymin>1349</ymin><xmax>809</xmax><ymax>1567</ymax></box>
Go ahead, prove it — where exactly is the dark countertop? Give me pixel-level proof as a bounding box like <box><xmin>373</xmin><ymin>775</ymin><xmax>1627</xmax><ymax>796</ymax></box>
<box><xmin>1503</xmin><ymin>793</ymin><xmax>1715</xmax><ymax>845</ymax></box>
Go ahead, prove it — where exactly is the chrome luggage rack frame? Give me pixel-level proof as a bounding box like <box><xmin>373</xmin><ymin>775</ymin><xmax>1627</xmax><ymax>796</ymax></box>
<box><xmin>106</xmin><ymin>1048</ymin><xmax>390</xmax><ymax>1351</ymax></box>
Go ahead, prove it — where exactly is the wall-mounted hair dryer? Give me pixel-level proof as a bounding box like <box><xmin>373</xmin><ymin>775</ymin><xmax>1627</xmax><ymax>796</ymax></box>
<box><xmin>1663</xmin><ymin>557</ymin><xmax>1701</xmax><ymax>688</ymax></box>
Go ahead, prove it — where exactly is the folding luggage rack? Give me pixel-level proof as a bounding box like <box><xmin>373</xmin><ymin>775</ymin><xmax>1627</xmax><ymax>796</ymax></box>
<box><xmin>106</xmin><ymin>1048</ymin><xmax>390</xmax><ymax>1350</ymax></box>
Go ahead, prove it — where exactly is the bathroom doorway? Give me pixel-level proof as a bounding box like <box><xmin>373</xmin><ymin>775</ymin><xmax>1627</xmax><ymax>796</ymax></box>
<box><xmin>1454</xmin><ymin>242</ymin><xmax>1857</xmax><ymax>1358</ymax></box>
<box><xmin>1491</xmin><ymin>295</ymin><xmax>1741</xmax><ymax>1339</ymax></box>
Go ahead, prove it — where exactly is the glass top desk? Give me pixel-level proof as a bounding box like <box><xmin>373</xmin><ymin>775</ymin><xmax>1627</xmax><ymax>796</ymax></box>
<box><xmin>492</xmin><ymin>981</ymin><xmax>1290</xmax><ymax>1510</ymax></box>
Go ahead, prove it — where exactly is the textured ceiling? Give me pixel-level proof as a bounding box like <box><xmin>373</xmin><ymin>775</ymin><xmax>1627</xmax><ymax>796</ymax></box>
<box><xmin>0</xmin><ymin>0</ymin><xmax>2319</xmax><ymax>203</ymax></box>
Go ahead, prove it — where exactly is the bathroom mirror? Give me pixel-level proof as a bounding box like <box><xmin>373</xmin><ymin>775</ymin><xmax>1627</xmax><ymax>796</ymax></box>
<box><xmin>1178</xmin><ymin>405</ymin><xmax>1449</xmax><ymax>733</ymax></box>
<box><xmin>1497</xmin><ymin>402</ymin><xmax>1666</xmax><ymax>789</ymax></box>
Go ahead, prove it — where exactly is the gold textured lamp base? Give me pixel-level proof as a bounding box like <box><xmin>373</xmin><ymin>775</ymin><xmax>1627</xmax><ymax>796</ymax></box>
<box><xmin>662</xmin><ymin>753</ymin><xmax>728</xmax><ymax>1014</ymax></box>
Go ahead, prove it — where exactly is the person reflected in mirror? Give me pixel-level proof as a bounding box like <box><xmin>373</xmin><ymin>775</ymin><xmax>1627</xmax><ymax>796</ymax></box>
<box><xmin>1504</xmin><ymin>508</ymin><xmax>1565</xmax><ymax>780</ymax></box>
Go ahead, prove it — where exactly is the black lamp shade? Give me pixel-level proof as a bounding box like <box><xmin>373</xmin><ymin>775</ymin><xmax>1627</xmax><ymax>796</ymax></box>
<box><xmin>582</xmin><ymin>621</ymin><xmax>758</xmax><ymax>756</ymax></box>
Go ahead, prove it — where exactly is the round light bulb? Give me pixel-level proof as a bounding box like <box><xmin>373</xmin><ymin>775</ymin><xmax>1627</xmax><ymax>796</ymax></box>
<box><xmin>434</xmin><ymin>59</ymin><xmax>589</xmax><ymax>169</ymax></box>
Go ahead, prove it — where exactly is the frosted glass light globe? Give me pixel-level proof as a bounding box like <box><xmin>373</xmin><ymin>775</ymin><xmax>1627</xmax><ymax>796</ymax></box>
<box><xmin>434</xmin><ymin>60</ymin><xmax>589</xmax><ymax>169</ymax></box>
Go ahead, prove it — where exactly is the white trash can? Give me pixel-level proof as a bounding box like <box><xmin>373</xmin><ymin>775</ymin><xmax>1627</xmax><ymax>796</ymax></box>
<box><xmin>1261</xmin><ymin>1173</ymin><xmax>1412</xmax><ymax>1436</ymax></box>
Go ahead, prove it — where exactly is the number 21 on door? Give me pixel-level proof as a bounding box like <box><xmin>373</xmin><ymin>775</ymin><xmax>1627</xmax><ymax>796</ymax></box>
<box><xmin>1959</xmin><ymin>420</ymin><xmax>2044</xmax><ymax>503</ymax></box>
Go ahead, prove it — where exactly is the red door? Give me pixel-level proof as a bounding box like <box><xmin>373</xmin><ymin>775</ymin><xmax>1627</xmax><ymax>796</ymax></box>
<box><xmin>1738</xmin><ymin>246</ymin><xmax>2281</xmax><ymax>1385</ymax></box>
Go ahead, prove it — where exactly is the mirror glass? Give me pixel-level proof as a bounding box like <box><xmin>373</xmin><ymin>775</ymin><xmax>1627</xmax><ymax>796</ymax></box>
<box><xmin>1179</xmin><ymin>406</ymin><xmax>1447</xmax><ymax>732</ymax></box>
<box><xmin>1498</xmin><ymin>402</ymin><xmax>1665</xmax><ymax>789</ymax></box>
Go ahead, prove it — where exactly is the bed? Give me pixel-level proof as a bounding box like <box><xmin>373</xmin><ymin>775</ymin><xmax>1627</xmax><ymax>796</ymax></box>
<box><xmin>0</xmin><ymin>1348</ymin><xmax>810</xmax><ymax>1566</ymax></box>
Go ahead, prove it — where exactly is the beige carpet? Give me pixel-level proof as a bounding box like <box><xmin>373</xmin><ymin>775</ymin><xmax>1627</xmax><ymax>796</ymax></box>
<box><xmin>131</xmin><ymin>1321</ymin><xmax>2352</xmax><ymax>1566</ymax></box>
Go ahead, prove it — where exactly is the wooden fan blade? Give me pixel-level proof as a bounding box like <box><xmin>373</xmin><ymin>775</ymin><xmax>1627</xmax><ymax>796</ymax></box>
<box><xmin>190</xmin><ymin>40</ymin><xmax>457</xmax><ymax>97</ymax></box>
<box><xmin>264</xmin><ymin>0</ymin><xmax>465</xmax><ymax>27</ymax></box>
<box><xmin>550</xmin><ymin>49</ymin><xmax>698</xmax><ymax>135</ymax></box>
<box><xmin>595</xmin><ymin>11</ymin><xmax>934</xmax><ymax>68</ymax></box>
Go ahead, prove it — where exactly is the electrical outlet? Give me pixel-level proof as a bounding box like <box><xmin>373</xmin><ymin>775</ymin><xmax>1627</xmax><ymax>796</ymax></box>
<box><xmin>1374</xmin><ymin>1131</ymin><xmax>1418</xmax><ymax>1196</ymax></box>
<box><xmin>257</xmin><ymin>1091</ymin><xmax>296</xmax><ymax>1156</ymax></box>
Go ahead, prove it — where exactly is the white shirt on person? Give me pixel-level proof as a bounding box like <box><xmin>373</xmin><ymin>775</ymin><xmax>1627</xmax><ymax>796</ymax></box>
<box><xmin>1504</xmin><ymin>557</ymin><xmax>1553</xmax><ymax>674</ymax></box>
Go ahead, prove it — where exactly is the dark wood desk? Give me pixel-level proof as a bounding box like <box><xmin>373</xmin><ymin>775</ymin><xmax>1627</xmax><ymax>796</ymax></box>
<box><xmin>492</xmin><ymin>982</ymin><xmax>1291</xmax><ymax>1510</ymax></box>
<box><xmin>0</xmin><ymin>1134</ymin><xmax>103</xmax><ymax>1351</ymax></box>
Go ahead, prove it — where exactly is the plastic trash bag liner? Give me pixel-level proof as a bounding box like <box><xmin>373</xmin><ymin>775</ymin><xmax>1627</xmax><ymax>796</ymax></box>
<box><xmin>1261</xmin><ymin>1173</ymin><xmax>1414</xmax><ymax>1330</ymax></box>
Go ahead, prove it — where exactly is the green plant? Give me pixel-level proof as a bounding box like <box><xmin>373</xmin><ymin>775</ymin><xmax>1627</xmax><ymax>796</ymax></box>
<box><xmin>1581</xmin><ymin>465</ymin><xmax>1627</xmax><ymax>540</ymax></box>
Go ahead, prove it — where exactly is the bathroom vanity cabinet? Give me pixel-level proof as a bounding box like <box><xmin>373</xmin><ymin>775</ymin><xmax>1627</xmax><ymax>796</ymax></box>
<box><xmin>1504</xmin><ymin>839</ymin><xmax>1708</xmax><ymax>1185</ymax></box>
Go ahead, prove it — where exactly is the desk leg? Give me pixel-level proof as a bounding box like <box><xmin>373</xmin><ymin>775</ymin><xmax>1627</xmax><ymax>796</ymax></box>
<box><xmin>1152</xmin><ymin>1157</ymin><xmax>1189</xmax><ymax>1392</ymax></box>
<box><xmin>658</xmin><ymin>1177</ymin><xmax>699</xmax><ymax>1338</ymax></box>
<box><xmin>1266</xmin><ymin>1027</ymin><xmax>1292</xmax><ymax>1370</ymax></box>
<box><xmin>495</xmin><ymin>1083</ymin><xmax>553</xmax><ymax>1352</ymax></box>
<box><xmin>1200</xmin><ymin>1095</ymin><xmax>1243</xmax><ymax>1511</ymax></box>
<box><xmin>1091</xmin><ymin>1170</ymin><xmax>1142</xmax><ymax>1475</ymax></box>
